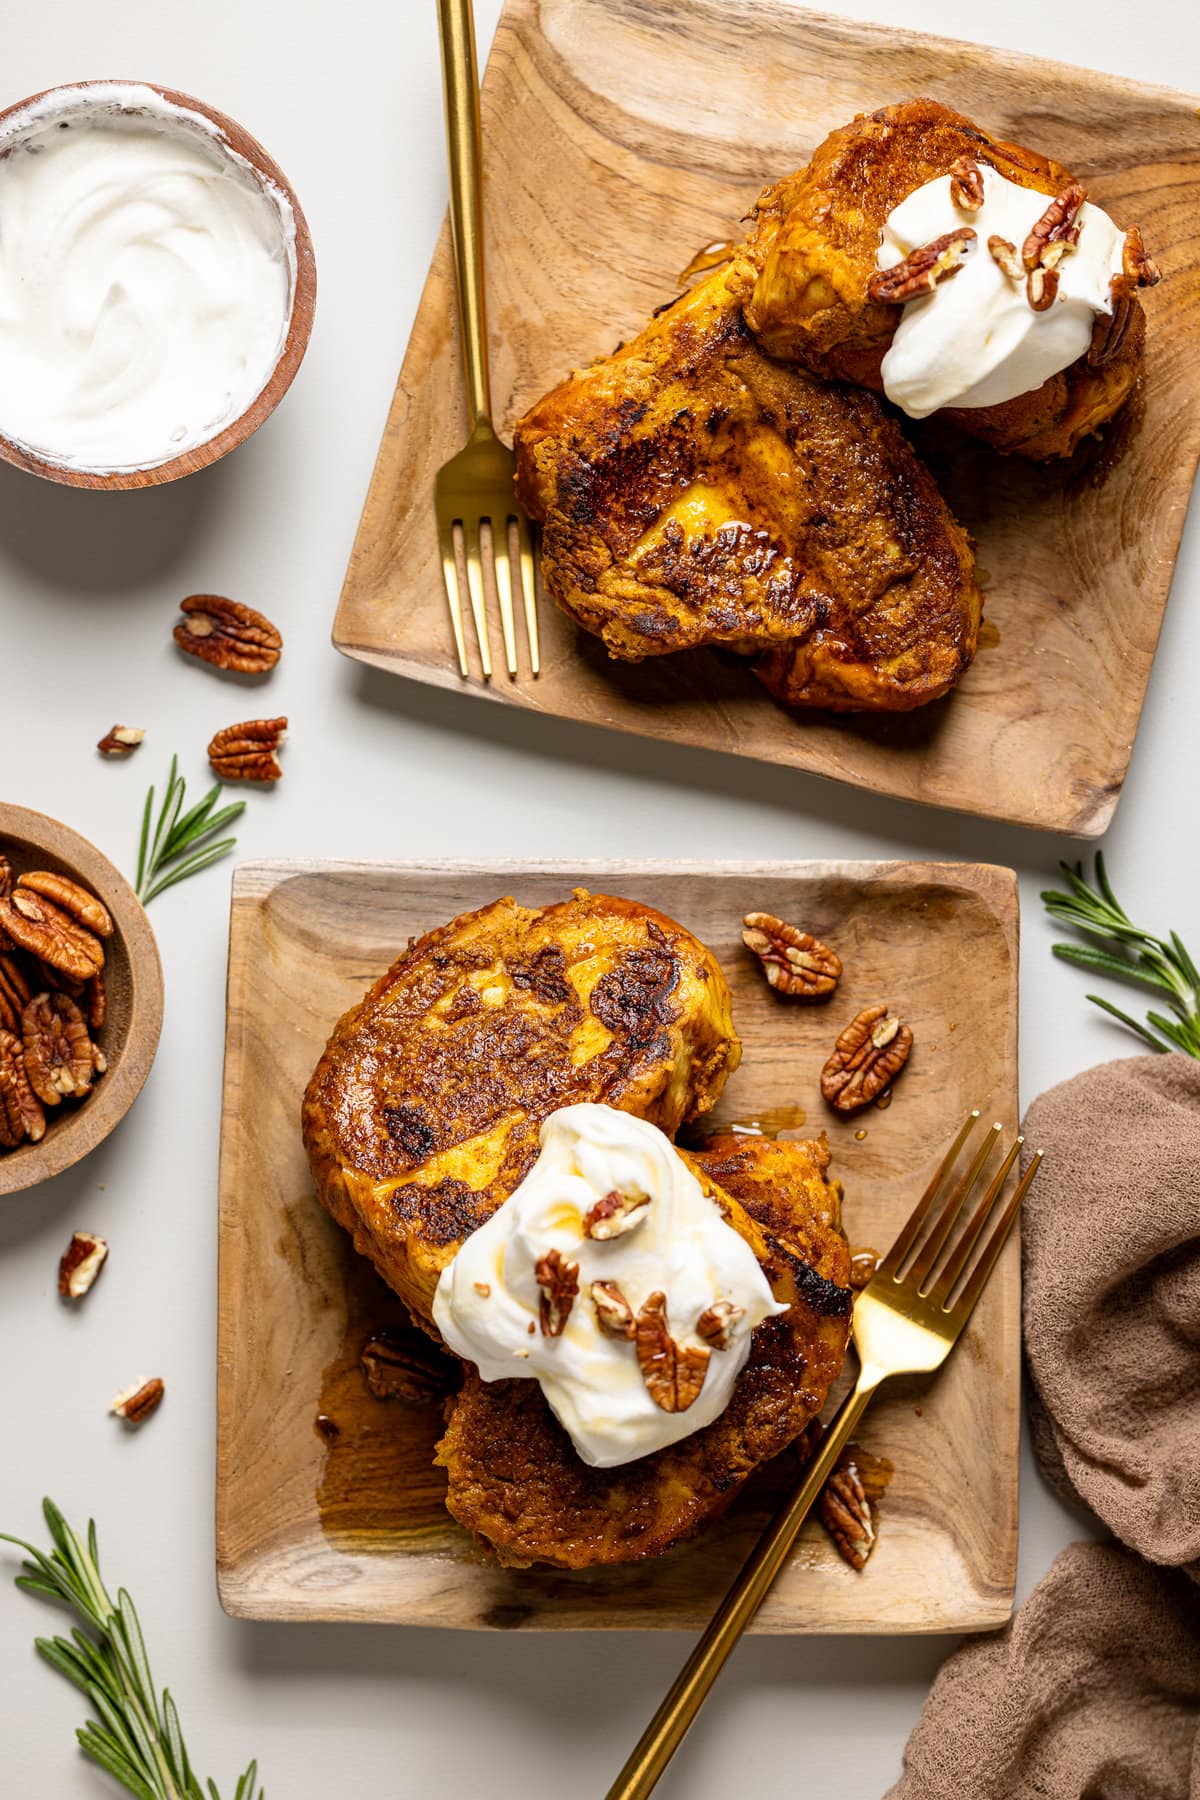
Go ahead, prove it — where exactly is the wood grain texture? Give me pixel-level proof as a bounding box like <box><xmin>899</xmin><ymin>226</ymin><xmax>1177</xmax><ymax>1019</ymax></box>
<box><xmin>216</xmin><ymin>858</ymin><xmax>1019</xmax><ymax>1631</ymax></box>
<box><xmin>0</xmin><ymin>803</ymin><xmax>164</xmax><ymax>1196</ymax></box>
<box><xmin>333</xmin><ymin>0</ymin><xmax>1200</xmax><ymax>837</ymax></box>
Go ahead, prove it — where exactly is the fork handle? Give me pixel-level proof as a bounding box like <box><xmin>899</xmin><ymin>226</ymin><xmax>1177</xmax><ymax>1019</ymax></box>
<box><xmin>605</xmin><ymin>1370</ymin><xmax>882</xmax><ymax>1800</ymax></box>
<box><xmin>436</xmin><ymin>0</ymin><xmax>492</xmax><ymax>426</ymax></box>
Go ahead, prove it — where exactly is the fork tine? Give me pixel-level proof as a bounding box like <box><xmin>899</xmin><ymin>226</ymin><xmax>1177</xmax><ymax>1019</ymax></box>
<box><xmin>492</xmin><ymin>520</ymin><xmax>518</xmax><ymax>677</ymax></box>
<box><xmin>906</xmin><ymin>1121</ymin><xmax>1003</xmax><ymax>1289</ymax></box>
<box><xmin>876</xmin><ymin>1110</ymin><xmax>980</xmax><ymax>1280</ymax></box>
<box><xmin>515</xmin><ymin>512</ymin><xmax>540</xmax><ymax>675</ymax></box>
<box><xmin>462</xmin><ymin>517</ymin><xmax>492</xmax><ymax>679</ymax></box>
<box><xmin>439</xmin><ymin>523</ymin><xmax>469</xmax><ymax>678</ymax></box>
<box><xmin>925</xmin><ymin>1135</ymin><xmax>1022</xmax><ymax>1306</ymax></box>
<box><xmin>950</xmin><ymin>1149</ymin><xmax>1043</xmax><ymax>1320</ymax></box>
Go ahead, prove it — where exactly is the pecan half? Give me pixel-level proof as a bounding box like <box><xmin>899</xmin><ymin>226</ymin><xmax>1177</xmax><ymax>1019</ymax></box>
<box><xmin>85</xmin><ymin>970</ymin><xmax>107</xmax><ymax>1032</ymax></box>
<box><xmin>174</xmin><ymin>595</ymin><xmax>282</xmax><ymax>673</ymax></box>
<box><xmin>97</xmin><ymin>725</ymin><xmax>145</xmax><ymax>756</ymax></box>
<box><xmin>987</xmin><ymin>235</ymin><xmax>1024</xmax><ymax>282</ymax></box>
<box><xmin>1022</xmin><ymin>182</ymin><xmax>1086</xmax><ymax>271</ymax></box>
<box><xmin>590</xmin><ymin>1280</ymin><xmax>636</xmax><ymax>1340</ymax></box>
<box><xmin>535</xmin><ymin>1247</ymin><xmax>580</xmax><ymax>1337</ymax></box>
<box><xmin>208</xmin><ymin>717</ymin><xmax>287</xmax><ymax>782</ymax></box>
<box><xmin>867</xmin><ymin>229</ymin><xmax>976</xmax><ymax>304</ymax></box>
<box><xmin>0</xmin><ymin>953</ymin><xmax>32</xmax><ymax>1033</ymax></box>
<box><xmin>1026</xmin><ymin>261</ymin><xmax>1060</xmax><ymax>313</ymax></box>
<box><xmin>1122</xmin><ymin>222</ymin><xmax>1161</xmax><ymax>290</ymax></box>
<box><xmin>22</xmin><ymin>992</ymin><xmax>96</xmax><ymax>1104</ymax></box>
<box><xmin>111</xmin><ymin>1377</ymin><xmax>165</xmax><ymax>1425</ymax></box>
<box><xmin>0</xmin><ymin>1030</ymin><xmax>44</xmax><ymax>1146</ymax></box>
<box><xmin>360</xmin><ymin>1329</ymin><xmax>457</xmax><ymax>1404</ymax></box>
<box><xmin>742</xmin><ymin>912</ymin><xmax>841</xmax><ymax>999</ymax></box>
<box><xmin>821</xmin><ymin>1004</ymin><xmax>913</xmax><ymax>1114</ymax></box>
<box><xmin>59</xmin><ymin>1231</ymin><xmax>109</xmax><ymax>1299</ymax></box>
<box><xmin>948</xmin><ymin>155</ymin><xmax>985</xmax><ymax>211</ymax></box>
<box><xmin>17</xmin><ymin>871</ymin><xmax>113</xmax><ymax>940</ymax></box>
<box><xmin>635</xmin><ymin>1291</ymin><xmax>710</xmax><ymax>1412</ymax></box>
<box><xmin>819</xmin><ymin>1442</ymin><xmax>894</xmax><ymax>1570</ymax></box>
<box><xmin>1089</xmin><ymin>225</ymin><xmax>1161</xmax><ymax>367</ymax></box>
<box><xmin>0</xmin><ymin>892</ymin><xmax>104</xmax><ymax>981</ymax></box>
<box><xmin>696</xmin><ymin>1298</ymin><xmax>745</xmax><ymax>1351</ymax></box>
<box><xmin>582</xmin><ymin>1187</ymin><xmax>650</xmax><ymax>1239</ymax></box>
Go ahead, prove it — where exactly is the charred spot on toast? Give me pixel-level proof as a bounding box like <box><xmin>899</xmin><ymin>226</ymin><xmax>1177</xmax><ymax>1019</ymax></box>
<box><xmin>590</xmin><ymin>945</ymin><xmax>680</xmax><ymax>1045</ymax></box>
<box><xmin>509</xmin><ymin>945</ymin><xmax>574</xmax><ymax>1006</ymax></box>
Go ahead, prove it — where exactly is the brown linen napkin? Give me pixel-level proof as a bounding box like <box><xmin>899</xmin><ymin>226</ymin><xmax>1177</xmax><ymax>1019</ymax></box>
<box><xmin>888</xmin><ymin>1542</ymin><xmax>1200</xmax><ymax>1799</ymax></box>
<box><xmin>1021</xmin><ymin>1052</ymin><xmax>1200</xmax><ymax>1574</ymax></box>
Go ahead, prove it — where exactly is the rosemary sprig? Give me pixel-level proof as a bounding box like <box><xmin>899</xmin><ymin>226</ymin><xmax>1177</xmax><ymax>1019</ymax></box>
<box><xmin>136</xmin><ymin>755</ymin><xmax>244</xmax><ymax>904</ymax></box>
<box><xmin>1042</xmin><ymin>853</ymin><xmax>1200</xmax><ymax>1056</ymax></box>
<box><xmin>1</xmin><ymin>1498</ymin><xmax>262</xmax><ymax>1800</ymax></box>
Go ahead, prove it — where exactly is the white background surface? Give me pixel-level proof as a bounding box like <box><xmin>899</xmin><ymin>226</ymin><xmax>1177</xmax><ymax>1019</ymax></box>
<box><xmin>0</xmin><ymin>1</ymin><xmax>1193</xmax><ymax>1795</ymax></box>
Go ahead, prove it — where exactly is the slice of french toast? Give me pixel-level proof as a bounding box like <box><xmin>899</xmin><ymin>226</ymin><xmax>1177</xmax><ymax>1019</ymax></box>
<box><xmin>301</xmin><ymin>891</ymin><xmax>741</xmax><ymax>1326</ymax></box>
<box><xmin>435</xmin><ymin>1133</ymin><xmax>852</xmax><ymax>1568</ymax></box>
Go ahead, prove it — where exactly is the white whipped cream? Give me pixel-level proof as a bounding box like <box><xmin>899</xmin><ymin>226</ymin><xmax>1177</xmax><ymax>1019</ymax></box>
<box><xmin>433</xmin><ymin>1103</ymin><xmax>787</xmax><ymax>1468</ymax></box>
<box><xmin>0</xmin><ymin>84</ymin><xmax>296</xmax><ymax>471</ymax></box>
<box><xmin>877</xmin><ymin>165</ymin><xmax>1126</xmax><ymax>417</ymax></box>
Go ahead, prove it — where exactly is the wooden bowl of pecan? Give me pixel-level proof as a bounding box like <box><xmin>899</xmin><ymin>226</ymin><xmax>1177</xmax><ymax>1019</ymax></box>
<box><xmin>0</xmin><ymin>804</ymin><xmax>163</xmax><ymax>1195</ymax></box>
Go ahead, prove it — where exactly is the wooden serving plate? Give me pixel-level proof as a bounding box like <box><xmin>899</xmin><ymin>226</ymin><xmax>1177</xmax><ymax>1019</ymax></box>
<box><xmin>217</xmin><ymin>858</ymin><xmax>1019</xmax><ymax>1631</ymax></box>
<box><xmin>333</xmin><ymin>0</ymin><xmax>1200</xmax><ymax>838</ymax></box>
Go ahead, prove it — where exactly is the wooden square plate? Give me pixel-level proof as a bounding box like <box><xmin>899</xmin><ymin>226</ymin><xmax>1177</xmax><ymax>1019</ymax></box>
<box><xmin>217</xmin><ymin>858</ymin><xmax>1019</xmax><ymax>1630</ymax></box>
<box><xmin>332</xmin><ymin>0</ymin><xmax>1200</xmax><ymax>838</ymax></box>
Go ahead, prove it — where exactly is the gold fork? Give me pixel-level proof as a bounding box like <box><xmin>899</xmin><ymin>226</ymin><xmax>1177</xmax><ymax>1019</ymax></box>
<box><xmin>607</xmin><ymin>1110</ymin><xmax>1043</xmax><ymax>1800</ymax></box>
<box><xmin>434</xmin><ymin>0</ymin><xmax>539</xmax><ymax>681</ymax></box>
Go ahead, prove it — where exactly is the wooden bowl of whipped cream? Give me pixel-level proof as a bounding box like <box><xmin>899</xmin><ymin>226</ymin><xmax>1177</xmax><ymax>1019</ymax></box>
<box><xmin>0</xmin><ymin>80</ymin><xmax>316</xmax><ymax>489</ymax></box>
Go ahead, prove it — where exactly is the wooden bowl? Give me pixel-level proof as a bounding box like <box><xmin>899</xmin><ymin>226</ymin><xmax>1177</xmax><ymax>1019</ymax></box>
<box><xmin>0</xmin><ymin>80</ymin><xmax>316</xmax><ymax>491</ymax></box>
<box><xmin>0</xmin><ymin>804</ymin><xmax>164</xmax><ymax>1195</ymax></box>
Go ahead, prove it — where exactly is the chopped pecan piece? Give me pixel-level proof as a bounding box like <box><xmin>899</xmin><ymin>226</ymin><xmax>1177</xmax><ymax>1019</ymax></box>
<box><xmin>174</xmin><ymin>595</ymin><xmax>283</xmax><ymax>673</ymax></box>
<box><xmin>1022</xmin><ymin>182</ymin><xmax>1086</xmax><ymax>272</ymax></box>
<box><xmin>947</xmin><ymin>155</ymin><xmax>985</xmax><ymax>211</ymax></box>
<box><xmin>17</xmin><ymin>871</ymin><xmax>113</xmax><ymax>940</ymax></box>
<box><xmin>590</xmin><ymin>1280</ymin><xmax>636</xmax><ymax>1340</ymax></box>
<box><xmin>987</xmin><ymin>235</ymin><xmax>1024</xmax><ymax>282</ymax></box>
<box><xmin>582</xmin><ymin>1187</ymin><xmax>650</xmax><ymax>1239</ymax></box>
<box><xmin>0</xmin><ymin>1029</ymin><xmax>44</xmax><ymax>1146</ymax></box>
<box><xmin>867</xmin><ymin>229</ymin><xmax>976</xmax><ymax>304</ymax></box>
<box><xmin>360</xmin><ymin>1330</ymin><xmax>457</xmax><ymax>1404</ymax></box>
<box><xmin>59</xmin><ymin>1232</ymin><xmax>109</xmax><ymax>1299</ymax></box>
<box><xmin>819</xmin><ymin>1442</ymin><xmax>894</xmax><ymax>1570</ymax></box>
<box><xmin>0</xmin><ymin>891</ymin><xmax>104</xmax><ymax>981</ymax></box>
<box><xmin>97</xmin><ymin>725</ymin><xmax>145</xmax><ymax>756</ymax></box>
<box><xmin>635</xmin><ymin>1291</ymin><xmax>710</xmax><ymax>1412</ymax></box>
<box><xmin>821</xmin><ymin>1004</ymin><xmax>913</xmax><ymax>1114</ymax></box>
<box><xmin>535</xmin><ymin>1247</ymin><xmax>580</xmax><ymax>1337</ymax></box>
<box><xmin>1122</xmin><ymin>222</ymin><xmax>1161</xmax><ymax>290</ymax></box>
<box><xmin>695</xmin><ymin>1297</ymin><xmax>745</xmax><ymax>1351</ymax></box>
<box><xmin>207</xmin><ymin>717</ymin><xmax>287</xmax><ymax>782</ymax></box>
<box><xmin>22</xmin><ymin>992</ymin><xmax>96</xmax><ymax>1104</ymax></box>
<box><xmin>742</xmin><ymin>912</ymin><xmax>841</xmax><ymax>998</ymax></box>
<box><xmin>1026</xmin><ymin>261</ymin><xmax>1060</xmax><ymax>312</ymax></box>
<box><xmin>111</xmin><ymin>1377</ymin><xmax>165</xmax><ymax>1426</ymax></box>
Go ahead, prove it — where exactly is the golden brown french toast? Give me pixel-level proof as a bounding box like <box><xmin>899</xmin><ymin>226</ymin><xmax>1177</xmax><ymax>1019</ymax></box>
<box><xmin>301</xmin><ymin>892</ymin><xmax>741</xmax><ymax>1325</ymax></box>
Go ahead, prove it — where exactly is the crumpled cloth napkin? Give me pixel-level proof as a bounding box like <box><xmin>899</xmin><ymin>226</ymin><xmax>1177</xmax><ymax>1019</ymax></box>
<box><xmin>888</xmin><ymin>1542</ymin><xmax>1200</xmax><ymax>1799</ymax></box>
<box><xmin>1021</xmin><ymin>1052</ymin><xmax>1200</xmax><ymax>1575</ymax></box>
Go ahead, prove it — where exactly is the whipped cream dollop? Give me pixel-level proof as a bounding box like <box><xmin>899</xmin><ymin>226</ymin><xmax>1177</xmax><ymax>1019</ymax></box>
<box><xmin>0</xmin><ymin>84</ymin><xmax>296</xmax><ymax>471</ymax></box>
<box><xmin>433</xmin><ymin>1103</ymin><xmax>787</xmax><ymax>1468</ymax></box>
<box><xmin>877</xmin><ymin>165</ymin><xmax>1126</xmax><ymax>417</ymax></box>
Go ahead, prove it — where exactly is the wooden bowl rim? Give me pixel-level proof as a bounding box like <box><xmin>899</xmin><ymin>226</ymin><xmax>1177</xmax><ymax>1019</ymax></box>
<box><xmin>0</xmin><ymin>78</ymin><xmax>317</xmax><ymax>491</ymax></box>
<box><xmin>0</xmin><ymin>802</ymin><xmax>164</xmax><ymax>1195</ymax></box>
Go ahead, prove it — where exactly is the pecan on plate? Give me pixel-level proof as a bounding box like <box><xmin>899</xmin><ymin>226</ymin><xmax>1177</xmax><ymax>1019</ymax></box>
<box><xmin>819</xmin><ymin>1441</ymin><xmax>894</xmax><ymax>1570</ymax></box>
<box><xmin>635</xmin><ymin>1291</ymin><xmax>710</xmax><ymax>1413</ymax></box>
<box><xmin>174</xmin><ymin>595</ymin><xmax>282</xmax><ymax>674</ymax></box>
<box><xmin>59</xmin><ymin>1231</ymin><xmax>109</xmax><ymax>1299</ymax></box>
<box><xmin>0</xmin><ymin>891</ymin><xmax>104</xmax><ymax>982</ymax></box>
<box><xmin>208</xmin><ymin>717</ymin><xmax>287</xmax><ymax>782</ymax></box>
<box><xmin>111</xmin><ymin>1377</ymin><xmax>165</xmax><ymax>1426</ymax></box>
<box><xmin>97</xmin><ymin>725</ymin><xmax>145</xmax><ymax>757</ymax></box>
<box><xmin>360</xmin><ymin>1329</ymin><xmax>457</xmax><ymax>1404</ymax></box>
<box><xmin>582</xmin><ymin>1187</ymin><xmax>650</xmax><ymax>1239</ymax></box>
<box><xmin>590</xmin><ymin>1280</ymin><xmax>636</xmax><ymax>1340</ymax></box>
<box><xmin>696</xmin><ymin>1298</ymin><xmax>744</xmax><ymax>1351</ymax></box>
<box><xmin>1022</xmin><ymin>182</ymin><xmax>1086</xmax><ymax>272</ymax></box>
<box><xmin>867</xmin><ymin>229</ymin><xmax>976</xmax><ymax>304</ymax></box>
<box><xmin>948</xmin><ymin>155</ymin><xmax>985</xmax><ymax>212</ymax></box>
<box><xmin>17</xmin><ymin>871</ymin><xmax>113</xmax><ymax>940</ymax></box>
<box><xmin>821</xmin><ymin>1004</ymin><xmax>913</xmax><ymax>1114</ymax></box>
<box><xmin>742</xmin><ymin>912</ymin><xmax>841</xmax><ymax>999</ymax></box>
<box><xmin>0</xmin><ymin>952</ymin><xmax>32</xmax><ymax>1033</ymax></box>
<box><xmin>535</xmin><ymin>1247</ymin><xmax>580</xmax><ymax>1337</ymax></box>
<box><xmin>1089</xmin><ymin>224</ymin><xmax>1161</xmax><ymax>367</ymax></box>
<box><xmin>0</xmin><ymin>1030</ymin><xmax>44</xmax><ymax>1146</ymax></box>
<box><xmin>22</xmin><ymin>992</ymin><xmax>97</xmax><ymax>1105</ymax></box>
